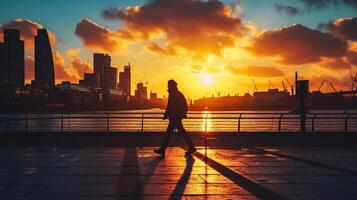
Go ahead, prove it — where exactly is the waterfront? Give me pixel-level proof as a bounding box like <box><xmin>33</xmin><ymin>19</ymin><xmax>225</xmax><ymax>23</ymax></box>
<box><xmin>1</xmin><ymin>109</ymin><xmax>356</xmax><ymax>133</ymax></box>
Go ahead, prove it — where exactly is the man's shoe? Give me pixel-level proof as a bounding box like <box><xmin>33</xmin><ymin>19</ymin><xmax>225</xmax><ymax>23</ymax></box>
<box><xmin>185</xmin><ymin>147</ymin><xmax>196</xmax><ymax>156</ymax></box>
<box><xmin>154</xmin><ymin>149</ymin><xmax>165</xmax><ymax>156</ymax></box>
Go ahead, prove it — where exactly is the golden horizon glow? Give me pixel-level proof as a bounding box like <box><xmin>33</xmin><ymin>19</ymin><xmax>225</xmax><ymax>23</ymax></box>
<box><xmin>3</xmin><ymin>1</ymin><xmax>355</xmax><ymax>100</ymax></box>
<box><xmin>200</xmin><ymin>73</ymin><xmax>213</xmax><ymax>86</ymax></box>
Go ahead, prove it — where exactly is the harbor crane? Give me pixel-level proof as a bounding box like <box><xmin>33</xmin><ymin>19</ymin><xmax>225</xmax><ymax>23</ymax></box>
<box><xmin>329</xmin><ymin>82</ymin><xmax>337</xmax><ymax>93</ymax></box>
<box><xmin>268</xmin><ymin>80</ymin><xmax>276</xmax><ymax>89</ymax></box>
<box><xmin>282</xmin><ymin>81</ymin><xmax>287</xmax><ymax>92</ymax></box>
<box><xmin>285</xmin><ymin>78</ymin><xmax>294</xmax><ymax>95</ymax></box>
<box><xmin>318</xmin><ymin>80</ymin><xmax>326</xmax><ymax>91</ymax></box>
<box><xmin>251</xmin><ymin>79</ymin><xmax>258</xmax><ymax>92</ymax></box>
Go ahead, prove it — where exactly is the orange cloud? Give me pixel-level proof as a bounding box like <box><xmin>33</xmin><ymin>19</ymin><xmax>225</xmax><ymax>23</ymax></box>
<box><xmin>75</xmin><ymin>18</ymin><xmax>121</xmax><ymax>53</ymax></box>
<box><xmin>25</xmin><ymin>50</ymin><xmax>90</xmax><ymax>84</ymax></box>
<box><xmin>227</xmin><ymin>66</ymin><xmax>285</xmax><ymax>77</ymax></box>
<box><xmin>325</xmin><ymin>17</ymin><xmax>357</xmax><ymax>41</ymax></box>
<box><xmin>0</xmin><ymin>19</ymin><xmax>56</xmax><ymax>50</ymax></box>
<box><xmin>319</xmin><ymin>57</ymin><xmax>351</xmax><ymax>70</ymax></box>
<box><xmin>146</xmin><ymin>42</ymin><xmax>177</xmax><ymax>56</ymax></box>
<box><xmin>102</xmin><ymin>0</ymin><xmax>248</xmax><ymax>57</ymax></box>
<box><xmin>53</xmin><ymin>51</ymin><xmax>79</xmax><ymax>83</ymax></box>
<box><xmin>191</xmin><ymin>65</ymin><xmax>223</xmax><ymax>74</ymax></box>
<box><xmin>347</xmin><ymin>51</ymin><xmax>357</xmax><ymax>66</ymax></box>
<box><xmin>249</xmin><ymin>24</ymin><xmax>348</xmax><ymax>64</ymax></box>
<box><xmin>65</xmin><ymin>48</ymin><xmax>92</xmax><ymax>79</ymax></box>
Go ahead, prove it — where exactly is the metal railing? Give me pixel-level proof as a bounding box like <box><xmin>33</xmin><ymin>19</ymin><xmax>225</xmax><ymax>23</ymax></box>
<box><xmin>0</xmin><ymin>112</ymin><xmax>356</xmax><ymax>133</ymax></box>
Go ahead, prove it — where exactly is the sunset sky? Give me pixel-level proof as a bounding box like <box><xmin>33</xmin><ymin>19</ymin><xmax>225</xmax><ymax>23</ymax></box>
<box><xmin>0</xmin><ymin>0</ymin><xmax>356</xmax><ymax>99</ymax></box>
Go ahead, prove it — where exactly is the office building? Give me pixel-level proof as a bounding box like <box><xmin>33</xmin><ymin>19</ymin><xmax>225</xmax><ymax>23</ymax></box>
<box><xmin>79</xmin><ymin>73</ymin><xmax>95</xmax><ymax>88</ymax></box>
<box><xmin>48</xmin><ymin>81</ymin><xmax>92</xmax><ymax>106</ymax></box>
<box><xmin>93</xmin><ymin>53</ymin><xmax>111</xmax><ymax>88</ymax></box>
<box><xmin>35</xmin><ymin>29</ymin><xmax>55</xmax><ymax>87</ymax></box>
<box><xmin>0</xmin><ymin>43</ymin><xmax>7</xmax><ymax>84</ymax></box>
<box><xmin>119</xmin><ymin>64</ymin><xmax>131</xmax><ymax>96</ymax></box>
<box><xmin>135</xmin><ymin>82</ymin><xmax>147</xmax><ymax>100</ymax></box>
<box><xmin>104</xmin><ymin>66</ymin><xmax>117</xmax><ymax>90</ymax></box>
<box><xmin>0</xmin><ymin>29</ymin><xmax>24</xmax><ymax>86</ymax></box>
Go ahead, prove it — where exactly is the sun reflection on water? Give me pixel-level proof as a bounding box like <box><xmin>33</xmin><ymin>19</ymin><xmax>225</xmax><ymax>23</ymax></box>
<box><xmin>202</xmin><ymin>111</ymin><xmax>213</xmax><ymax>132</ymax></box>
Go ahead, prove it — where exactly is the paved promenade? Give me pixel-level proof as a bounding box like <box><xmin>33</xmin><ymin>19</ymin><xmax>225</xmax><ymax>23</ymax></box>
<box><xmin>0</xmin><ymin>146</ymin><xmax>357</xmax><ymax>199</ymax></box>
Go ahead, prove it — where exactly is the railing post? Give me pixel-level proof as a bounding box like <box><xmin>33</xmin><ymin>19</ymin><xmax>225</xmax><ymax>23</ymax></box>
<box><xmin>141</xmin><ymin>113</ymin><xmax>144</xmax><ymax>133</ymax></box>
<box><xmin>61</xmin><ymin>113</ymin><xmax>64</xmax><ymax>133</ymax></box>
<box><xmin>345</xmin><ymin>114</ymin><xmax>350</xmax><ymax>133</ymax></box>
<box><xmin>107</xmin><ymin>113</ymin><xmax>110</xmax><ymax>133</ymax></box>
<box><xmin>278</xmin><ymin>114</ymin><xmax>284</xmax><ymax>133</ymax></box>
<box><xmin>205</xmin><ymin>113</ymin><xmax>208</xmax><ymax>164</ymax></box>
<box><xmin>68</xmin><ymin>113</ymin><xmax>71</xmax><ymax>132</ymax></box>
<box><xmin>25</xmin><ymin>114</ymin><xmax>28</xmax><ymax>133</ymax></box>
<box><xmin>312</xmin><ymin>114</ymin><xmax>317</xmax><ymax>133</ymax></box>
<box><xmin>237</xmin><ymin>114</ymin><xmax>242</xmax><ymax>133</ymax></box>
<box><xmin>205</xmin><ymin>114</ymin><xmax>208</xmax><ymax>133</ymax></box>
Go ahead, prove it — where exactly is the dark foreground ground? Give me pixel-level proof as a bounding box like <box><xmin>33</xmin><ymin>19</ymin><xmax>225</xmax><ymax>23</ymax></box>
<box><xmin>0</xmin><ymin>146</ymin><xmax>357</xmax><ymax>200</ymax></box>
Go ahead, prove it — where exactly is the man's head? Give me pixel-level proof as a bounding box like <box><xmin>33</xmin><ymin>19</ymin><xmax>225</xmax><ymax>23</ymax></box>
<box><xmin>167</xmin><ymin>79</ymin><xmax>178</xmax><ymax>93</ymax></box>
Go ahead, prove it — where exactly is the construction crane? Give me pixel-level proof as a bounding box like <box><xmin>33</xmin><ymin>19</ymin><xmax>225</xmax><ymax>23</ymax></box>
<box><xmin>329</xmin><ymin>82</ymin><xmax>337</xmax><ymax>93</ymax></box>
<box><xmin>268</xmin><ymin>80</ymin><xmax>276</xmax><ymax>89</ymax></box>
<box><xmin>251</xmin><ymin>79</ymin><xmax>258</xmax><ymax>92</ymax></box>
<box><xmin>353</xmin><ymin>73</ymin><xmax>357</xmax><ymax>96</ymax></box>
<box><xmin>318</xmin><ymin>80</ymin><xmax>326</xmax><ymax>91</ymax></box>
<box><xmin>351</xmin><ymin>73</ymin><xmax>357</xmax><ymax>87</ymax></box>
<box><xmin>282</xmin><ymin>81</ymin><xmax>287</xmax><ymax>92</ymax></box>
<box><xmin>285</xmin><ymin>78</ymin><xmax>294</xmax><ymax>95</ymax></box>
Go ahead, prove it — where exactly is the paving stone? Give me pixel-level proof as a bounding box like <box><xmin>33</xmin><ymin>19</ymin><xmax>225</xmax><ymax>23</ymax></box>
<box><xmin>0</xmin><ymin>147</ymin><xmax>356</xmax><ymax>199</ymax></box>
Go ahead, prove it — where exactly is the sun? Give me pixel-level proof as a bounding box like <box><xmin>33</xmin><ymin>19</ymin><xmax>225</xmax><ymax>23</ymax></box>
<box><xmin>201</xmin><ymin>73</ymin><xmax>213</xmax><ymax>85</ymax></box>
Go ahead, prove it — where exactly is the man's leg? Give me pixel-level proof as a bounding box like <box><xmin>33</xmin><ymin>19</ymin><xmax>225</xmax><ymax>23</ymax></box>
<box><xmin>176</xmin><ymin>120</ymin><xmax>195</xmax><ymax>150</ymax></box>
<box><xmin>159</xmin><ymin>120</ymin><xmax>175</xmax><ymax>150</ymax></box>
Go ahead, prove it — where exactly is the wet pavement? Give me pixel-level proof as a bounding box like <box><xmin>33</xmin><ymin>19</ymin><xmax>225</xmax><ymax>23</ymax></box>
<box><xmin>0</xmin><ymin>147</ymin><xmax>356</xmax><ymax>199</ymax></box>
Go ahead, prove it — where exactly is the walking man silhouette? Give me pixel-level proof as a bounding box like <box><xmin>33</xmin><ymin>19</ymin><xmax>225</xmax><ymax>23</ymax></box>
<box><xmin>154</xmin><ymin>80</ymin><xmax>196</xmax><ymax>156</ymax></box>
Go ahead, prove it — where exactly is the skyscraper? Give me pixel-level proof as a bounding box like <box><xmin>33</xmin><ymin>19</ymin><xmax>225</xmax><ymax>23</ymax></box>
<box><xmin>35</xmin><ymin>29</ymin><xmax>55</xmax><ymax>87</ymax></box>
<box><xmin>0</xmin><ymin>43</ymin><xmax>7</xmax><ymax>84</ymax></box>
<box><xmin>0</xmin><ymin>29</ymin><xmax>24</xmax><ymax>86</ymax></box>
<box><xmin>93</xmin><ymin>53</ymin><xmax>111</xmax><ymax>88</ymax></box>
<box><xmin>119</xmin><ymin>64</ymin><xmax>131</xmax><ymax>96</ymax></box>
<box><xmin>104</xmin><ymin>66</ymin><xmax>117</xmax><ymax>90</ymax></box>
<box><xmin>135</xmin><ymin>82</ymin><xmax>147</xmax><ymax>99</ymax></box>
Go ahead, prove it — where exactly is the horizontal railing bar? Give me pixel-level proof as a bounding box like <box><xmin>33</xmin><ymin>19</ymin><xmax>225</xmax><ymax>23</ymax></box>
<box><xmin>3</xmin><ymin>116</ymin><xmax>355</xmax><ymax>122</ymax></box>
<box><xmin>1</xmin><ymin>112</ymin><xmax>356</xmax><ymax>133</ymax></box>
<box><xmin>1</xmin><ymin>112</ymin><xmax>356</xmax><ymax>116</ymax></box>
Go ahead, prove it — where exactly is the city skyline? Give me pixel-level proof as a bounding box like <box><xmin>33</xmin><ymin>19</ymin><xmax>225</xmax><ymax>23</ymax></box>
<box><xmin>0</xmin><ymin>0</ymin><xmax>356</xmax><ymax>99</ymax></box>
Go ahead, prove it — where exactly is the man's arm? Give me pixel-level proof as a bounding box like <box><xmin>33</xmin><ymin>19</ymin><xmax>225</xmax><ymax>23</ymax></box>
<box><xmin>164</xmin><ymin>94</ymin><xmax>171</xmax><ymax>119</ymax></box>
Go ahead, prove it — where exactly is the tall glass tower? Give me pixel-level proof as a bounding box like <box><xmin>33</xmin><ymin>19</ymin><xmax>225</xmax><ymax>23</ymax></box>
<box><xmin>0</xmin><ymin>29</ymin><xmax>24</xmax><ymax>86</ymax></box>
<box><xmin>35</xmin><ymin>29</ymin><xmax>55</xmax><ymax>87</ymax></box>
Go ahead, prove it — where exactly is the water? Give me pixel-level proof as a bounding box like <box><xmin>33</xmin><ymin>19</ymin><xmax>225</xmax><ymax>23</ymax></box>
<box><xmin>1</xmin><ymin>109</ymin><xmax>356</xmax><ymax>133</ymax></box>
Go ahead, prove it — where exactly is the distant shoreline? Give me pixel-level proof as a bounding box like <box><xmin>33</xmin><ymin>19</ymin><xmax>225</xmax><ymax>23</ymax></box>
<box><xmin>0</xmin><ymin>107</ymin><xmax>356</xmax><ymax>114</ymax></box>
